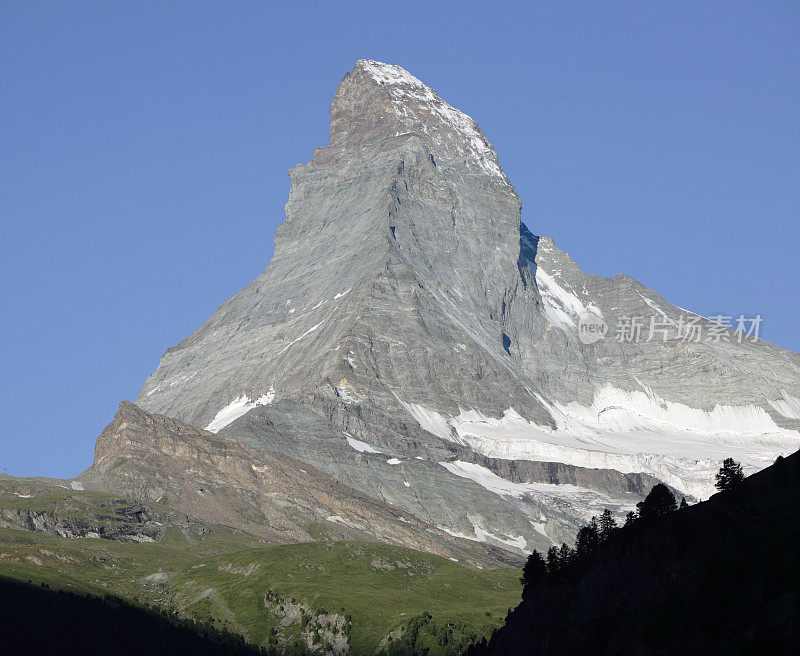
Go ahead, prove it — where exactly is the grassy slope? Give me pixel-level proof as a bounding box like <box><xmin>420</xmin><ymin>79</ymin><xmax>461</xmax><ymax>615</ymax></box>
<box><xmin>0</xmin><ymin>523</ymin><xmax>520</xmax><ymax>655</ymax></box>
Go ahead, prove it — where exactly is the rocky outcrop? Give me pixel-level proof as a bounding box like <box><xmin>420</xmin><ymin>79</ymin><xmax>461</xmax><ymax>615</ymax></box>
<box><xmin>463</xmin><ymin>453</ymin><xmax>664</xmax><ymax>497</ymax></box>
<box><xmin>0</xmin><ymin>476</ymin><xmax>185</xmax><ymax>542</ymax></box>
<box><xmin>265</xmin><ymin>591</ymin><xmax>350</xmax><ymax>655</ymax></box>
<box><xmin>0</xmin><ymin>507</ymin><xmax>161</xmax><ymax>542</ymax></box>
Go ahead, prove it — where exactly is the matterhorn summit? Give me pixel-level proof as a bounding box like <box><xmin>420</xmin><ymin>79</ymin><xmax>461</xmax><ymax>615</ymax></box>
<box><xmin>125</xmin><ymin>60</ymin><xmax>800</xmax><ymax>555</ymax></box>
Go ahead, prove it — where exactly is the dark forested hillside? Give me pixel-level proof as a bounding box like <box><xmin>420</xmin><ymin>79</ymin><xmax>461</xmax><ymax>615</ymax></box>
<box><xmin>470</xmin><ymin>450</ymin><xmax>800</xmax><ymax>656</ymax></box>
<box><xmin>0</xmin><ymin>577</ymin><xmax>271</xmax><ymax>656</ymax></box>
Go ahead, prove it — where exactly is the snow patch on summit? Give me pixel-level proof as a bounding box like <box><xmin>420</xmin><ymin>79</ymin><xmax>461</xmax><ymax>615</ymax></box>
<box><xmin>358</xmin><ymin>60</ymin><xmax>507</xmax><ymax>181</ymax></box>
<box><xmin>392</xmin><ymin>393</ymin><xmax>454</xmax><ymax>442</ymax></box>
<box><xmin>554</xmin><ymin>385</ymin><xmax>793</xmax><ymax>438</ymax></box>
<box><xmin>441</xmin><ymin>460</ymin><xmax>543</xmax><ymax>498</ymax></box>
<box><xmin>334</xmin><ymin>288</ymin><xmax>352</xmax><ymax>300</ymax></box>
<box><xmin>439</xmin><ymin>460</ymin><xmax>634</xmax><ymax>533</ymax></box>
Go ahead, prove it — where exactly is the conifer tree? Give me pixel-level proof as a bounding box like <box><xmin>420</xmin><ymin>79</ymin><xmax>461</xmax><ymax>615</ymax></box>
<box><xmin>773</xmin><ymin>454</ymin><xmax>788</xmax><ymax>485</ymax></box>
<box><xmin>598</xmin><ymin>509</ymin><xmax>617</xmax><ymax>540</ymax></box>
<box><xmin>546</xmin><ymin>546</ymin><xmax>560</xmax><ymax>574</ymax></box>
<box><xmin>636</xmin><ymin>483</ymin><xmax>677</xmax><ymax>522</ymax></box>
<box><xmin>558</xmin><ymin>542</ymin><xmax>572</xmax><ymax>567</ymax></box>
<box><xmin>520</xmin><ymin>550</ymin><xmax>548</xmax><ymax>586</ymax></box>
<box><xmin>715</xmin><ymin>458</ymin><xmax>745</xmax><ymax>492</ymax></box>
<box><xmin>575</xmin><ymin>520</ymin><xmax>599</xmax><ymax>558</ymax></box>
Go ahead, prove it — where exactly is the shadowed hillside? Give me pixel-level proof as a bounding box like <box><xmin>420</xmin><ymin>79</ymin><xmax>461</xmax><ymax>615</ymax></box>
<box><xmin>0</xmin><ymin>577</ymin><xmax>269</xmax><ymax>656</ymax></box>
<box><xmin>470</xmin><ymin>451</ymin><xmax>800</xmax><ymax>656</ymax></box>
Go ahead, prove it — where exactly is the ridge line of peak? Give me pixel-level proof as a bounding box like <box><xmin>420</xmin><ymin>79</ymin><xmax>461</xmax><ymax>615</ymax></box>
<box><xmin>344</xmin><ymin>60</ymin><xmax>509</xmax><ymax>184</ymax></box>
<box><xmin>356</xmin><ymin>59</ymin><xmax>429</xmax><ymax>90</ymax></box>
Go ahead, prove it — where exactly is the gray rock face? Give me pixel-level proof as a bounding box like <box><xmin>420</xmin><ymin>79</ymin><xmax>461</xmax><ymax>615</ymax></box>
<box><xmin>134</xmin><ymin>60</ymin><xmax>800</xmax><ymax>555</ymax></box>
<box><xmin>0</xmin><ymin>474</ymin><xmax>197</xmax><ymax>543</ymax></box>
<box><xmin>0</xmin><ymin>506</ymin><xmax>163</xmax><ymax>543</ymax></box>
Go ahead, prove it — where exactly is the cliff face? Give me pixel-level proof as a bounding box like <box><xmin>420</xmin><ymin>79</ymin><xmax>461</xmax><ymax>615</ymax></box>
<box><xmin>126</xmin><ymin>60</ymin><xmax>800</xmax><ymax>555</ymax></box>
<box><xmin>474</xmin><ymin>450</ymin><xmax>800</xmax><ymax>656</ymax></box>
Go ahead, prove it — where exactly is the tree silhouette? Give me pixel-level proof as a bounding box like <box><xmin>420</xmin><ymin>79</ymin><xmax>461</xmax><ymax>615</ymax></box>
<box><xmin>558</xmin><ymin>543</ymin><xmax>573</xmax><ymax>567</ymax></box>
<box><xmin>715</xmin><ymin>458</ymin><xmax>744</xmax><ymax>492</ymax></box>
<box><xmin>598</xmin><ymin>509</ymin><xmax>617</xmax><ymax>540</ymax></box>
<box><xmin>636</xmin><ymin>483</ymin><xmax>677</xmax><ymax>522</ymax></box>
<box><xmin>520</xmin><ymin>550</ymin><xmax>548</xmax><ymax>586</ymax></box>
<box><xmin>679</xmin><ymin>497</ymin><xmax>688</xmax><ymax>509</ymax></box>
<box><xmin>546</xmin><ymin>546</ymin><xmax>560</xmax><ymax>573</ymax></box>
<box><xmin>575</xmin><ymin>520</ymin><xmax>599</xmax><ymax>558</ymax></box>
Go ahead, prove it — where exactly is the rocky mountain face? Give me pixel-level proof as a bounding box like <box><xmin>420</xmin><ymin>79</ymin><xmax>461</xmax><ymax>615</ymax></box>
<box><xmin>120</xmin><ymin>60</ymin><xmax>800</xmax><ymax>556</ymax></box>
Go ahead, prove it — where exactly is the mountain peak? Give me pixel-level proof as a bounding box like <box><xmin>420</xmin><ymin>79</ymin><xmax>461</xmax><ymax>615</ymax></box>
<box><xmin>328</xmin><ymin>60</ymin><xmax>509</xmax><ymax>184</ymax></box>
<box><xmin>355</xmin><ymin>59</ymin><xmax>428</xmax><ymax>89</ymax></box>
<box><xmin>137</xmin><ymin>62</ymin><xmax>800</xmax><ymax>554</ymax></box>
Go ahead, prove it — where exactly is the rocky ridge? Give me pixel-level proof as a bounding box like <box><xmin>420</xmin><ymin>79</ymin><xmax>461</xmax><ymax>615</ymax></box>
<box><xmin>77</xmin><ymin>401</ymin><xmax>519</xmax><ymax>566</ymax></box>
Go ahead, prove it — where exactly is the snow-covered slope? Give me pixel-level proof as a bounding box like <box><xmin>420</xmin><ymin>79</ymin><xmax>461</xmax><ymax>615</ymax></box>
<box><xmin>400</xmin><ymin>387</ymin><xmax>798</xmax><ymax>499</ymax></box>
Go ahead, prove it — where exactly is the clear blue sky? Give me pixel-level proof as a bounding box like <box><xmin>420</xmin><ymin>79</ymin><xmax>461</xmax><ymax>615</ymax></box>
<box><xmin>1</xmin><ymin>2</ymin><xmax>798</xmax><ymax>477</ymax></box>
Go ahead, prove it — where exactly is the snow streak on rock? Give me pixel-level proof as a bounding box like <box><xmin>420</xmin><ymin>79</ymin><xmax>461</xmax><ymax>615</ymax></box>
<box><xmin>206</xmin><ymin>387</ymin><xmax>275</xmax><ymax>433</ymax></box>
